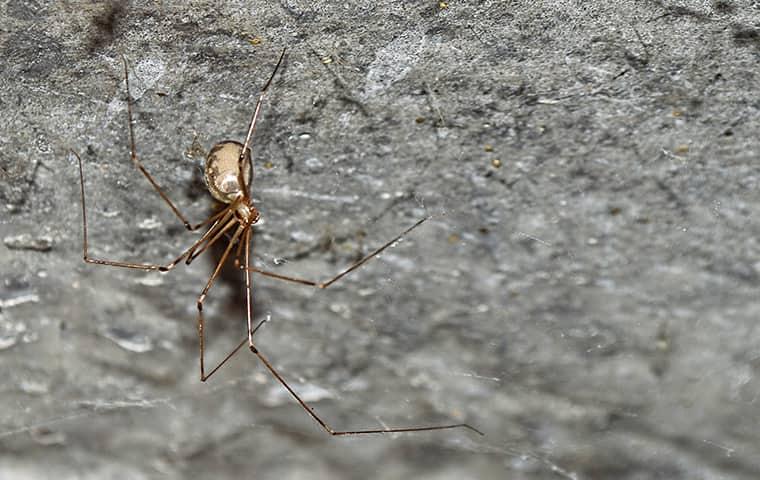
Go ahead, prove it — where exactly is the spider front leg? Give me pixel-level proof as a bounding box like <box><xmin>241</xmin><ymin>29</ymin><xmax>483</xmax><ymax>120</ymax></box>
<box><xmin>96</xmin><ymin>55</ymin><xmax>208</xmax><ymax>231</ymax></box>
<box><xmin>75</xmin><ymin>149</ymin><xmax>238</xmax><ymax>272</ymax></box>
<box><xmin>245</xmin><ymin>216</ymin><xmax>432</xmax><ymax>288</ymax></box>
<box><xmin>118</xmin><ymin>55</ymin><xmax>208</xmax><ymax>232</ymax></box>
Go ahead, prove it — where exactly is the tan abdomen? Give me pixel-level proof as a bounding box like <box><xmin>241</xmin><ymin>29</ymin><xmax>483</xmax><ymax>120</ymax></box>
<box><xmin>203</xmin><ymin>141</ymin><xmax>252</xmax><ymax>204</ymax></box>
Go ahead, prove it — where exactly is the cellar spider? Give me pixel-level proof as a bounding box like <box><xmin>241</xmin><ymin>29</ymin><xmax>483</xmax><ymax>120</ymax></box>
<box><xmin>74</xmin><ymin>49</ymin><xmax>482</xmax><ymax>437</ymax></box>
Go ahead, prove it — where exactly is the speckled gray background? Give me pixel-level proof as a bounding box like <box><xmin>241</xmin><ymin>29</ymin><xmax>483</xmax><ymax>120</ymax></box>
<box><xmin>1</xmin><ymin>1</ymin><xmax>759</xmax><ymax>479</ymax></box>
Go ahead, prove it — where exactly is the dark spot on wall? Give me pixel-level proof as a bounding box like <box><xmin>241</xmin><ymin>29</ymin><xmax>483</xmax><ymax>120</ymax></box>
<box><xmin>89</xmin><ymin>2</ymin><xmax>126</xmax><ymax>52</ymax></box>
<box><xmin>665</xmin><ymin>5</ymin><xmax>711</xmax><ymax>22</ymax></box>
<box><xmin>732</xmin><ymin>25</ymin><xmax>760</xmax><ymax>49</ymax></box>
<box><xmin>712</xmin><ymin>1</ymin><xmax>735</xmax><ymax>14</ymax></box>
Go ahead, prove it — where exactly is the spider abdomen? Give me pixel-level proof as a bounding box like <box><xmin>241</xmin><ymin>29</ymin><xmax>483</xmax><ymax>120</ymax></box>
<box><xmin>204</xmin><ymin>141</ymin><xmax>252</xmax><ymax>204</ymax></box>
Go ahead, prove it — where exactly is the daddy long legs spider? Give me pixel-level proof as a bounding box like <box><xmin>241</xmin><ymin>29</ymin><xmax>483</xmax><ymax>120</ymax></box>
<box><xmin>74</xmin><ymin>49</ymin><xmax>482</xmax><ymax>437</ymax></box>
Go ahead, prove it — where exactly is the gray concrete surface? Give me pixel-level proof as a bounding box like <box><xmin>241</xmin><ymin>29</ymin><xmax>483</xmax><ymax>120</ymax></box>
<box><xmin>1</xmin><ymin>1</ymin><xmax>759</xmax><ymax>479</ymax></box>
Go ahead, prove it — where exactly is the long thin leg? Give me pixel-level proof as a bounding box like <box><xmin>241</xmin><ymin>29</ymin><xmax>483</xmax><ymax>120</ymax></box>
<box><xmin>197</xmin><ymin>225</ymin><xmax>247</xmax><ymax>381</ymax></box>
<box><xmin>194</xmin><ymin>226</ymin><xmax>260</xmax><ymax>380</ymax></box>
<box><xmin>184</xmin><ymin>216</ymin><xmax>240</xmax><ymax>266</ymax></box>
<box><xmin>185</xmin><ymin>205</ymin><xmax>242</xmax><ymax>265</ymax></box>
<box><xmin>184</xmin><ymin>207</ymin><xmax>238</xmax><ymax>265</ymax></box>
<box><xmin>246</xmin><ymin>216</ymin><xmax>431</xmax><ymax>288</ymax></box>
<box><xmin>237</xmin><ymin>48</ymin><xmax>287</xmax><ymax>196</ymax></box>
<box><xmin>196</xmin><ymin>318</ymin><xmax>269</xmax><ymax>382</ymax></box>
<box><xmin>248</xmin><ymin>343</ymin><xmax>483</xmax><ymax>436</ymax></box>
<box><xmin>75</xmin><ymin>149</ymin><xmax>235</xmax><ymax>272</ymax></box>
<box><xmin>120</xmin><ymin>55</ymin><xmax>202</xmax><ymax>231</ymax></box>
<box><xmin>243</xmin><ymin>228</ymin><xmax>256</xmax><ymax>346</ymax></box>
<box><xmin>232</xmin><ymin>221</ymin><xmax>249</xmax><ymax>268</ymax></box>
<box><xmin>204</xmin><ymin>228</ymin><xmax>254</xmax><ymax>376</ymax></box>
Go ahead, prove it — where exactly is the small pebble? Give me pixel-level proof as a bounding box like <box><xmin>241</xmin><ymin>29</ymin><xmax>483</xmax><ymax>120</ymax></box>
<box><xmin>3</xmin><ymin>233</ymin><xmax>53</xmax><ymax>252</ymax></box>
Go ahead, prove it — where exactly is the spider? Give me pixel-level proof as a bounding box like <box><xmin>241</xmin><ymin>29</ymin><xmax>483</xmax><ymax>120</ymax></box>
<box><xmin>74</xmin><ymin>49</ymin><xmax>481</xmax><ymax>437</ymax></box>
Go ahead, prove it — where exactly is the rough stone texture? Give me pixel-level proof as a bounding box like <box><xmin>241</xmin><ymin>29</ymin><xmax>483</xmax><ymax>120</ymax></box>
<box><xmin>1</xmin><ymin>1</ymin><xmax>759</xmax><ymax>479</ymax></box>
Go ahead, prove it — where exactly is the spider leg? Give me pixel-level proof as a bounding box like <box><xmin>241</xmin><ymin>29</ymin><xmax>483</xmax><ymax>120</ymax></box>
<box><xmin>241</xmin><ymin>216</ymin><xmax>481</xmax><ymax>435</ymax></box>
<box><xmin>197</xmin><ymin>224</ymin><xmax>253</xmax><ymax>381</ymax></box>
<box><xmin>185</xmin><ymin>205</ymin><xmax>241</xmax><ymax>265</ymax></box>
<box><xmin>197</xmin><ymin>225</ymin><xmax>269</xmax><ymax>381</ymax></box>
<box><xmin>248</xmin><ymin>343</ymin><xmax>483</xmax><ymax>436</ymax></box>
<box><xmin>245</xmin><ymin>216</ymin><xmax>431</xmax><ymax>288</ymax></box>
<box><xmin>120</xmin><ymin>55</ymin><xmax>205</xmax><ymax>231</ymax></box>
<box><xmin>237</xmin><ymin>48</ymin><xmax>286</xmax><ymax>197</ymax></box>
<box><xmin>75</xmin><ymin>149</ymin><xmax>235</xmax><ymax>271</ymax></box>
<box><xmin>243</xmin><ymin>228</ymin><xmax>256</xmax><ymax>346</ymax></box>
